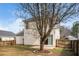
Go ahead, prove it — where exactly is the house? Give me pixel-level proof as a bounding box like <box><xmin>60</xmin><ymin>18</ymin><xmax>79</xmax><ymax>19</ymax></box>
<box><xmin>16</xmin><ymin>30</ymin><xmax>24</xmax><ymax>44</ymax></box>
<box><xmin>16</xmin><ymin>18</ymin><xmax>60</xmax><ymax>49</ymax></box>
<box><xmin>0</xmin><ymin>30</ymin><xmax>15</xmax><ymax>41</ymax></box>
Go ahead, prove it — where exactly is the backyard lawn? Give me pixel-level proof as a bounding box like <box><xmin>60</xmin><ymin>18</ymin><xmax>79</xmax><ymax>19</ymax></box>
<box><xmin>0</xmin><ymin>45</ymin><xmax>74</xmax><ymax>56</ymax></box>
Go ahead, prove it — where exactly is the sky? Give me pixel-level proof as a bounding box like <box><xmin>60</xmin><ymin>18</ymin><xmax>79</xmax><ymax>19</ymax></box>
<box><xmin>0</xmin><ymin>3</ymin><xmax>24</xmax><ymax>33</ymax></box>
<box><xmin>0</xmin><ymin>3</ymin><xmax>79</xmax><ymax>34</ymax></box>
<box><xmin>60</xmin><ymin>17</ymin><xmax>79</xmax><ymax>29</ymax></box>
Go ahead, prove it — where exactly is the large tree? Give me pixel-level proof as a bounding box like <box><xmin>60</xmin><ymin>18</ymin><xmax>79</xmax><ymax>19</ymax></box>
<box><xmin>18</xmin><ymin>3</ymin><xmax>79</xmax><ymax>51</ymax></box>
<box><xmin>71</xmin><ymin>21</ymin><xmax>79</xmax><ymax>37</ymax></box>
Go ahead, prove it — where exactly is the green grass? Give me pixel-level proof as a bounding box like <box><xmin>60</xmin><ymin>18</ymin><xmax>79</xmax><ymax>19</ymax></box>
<box><xmin>51</xmin><ymin>48</ymin><xmax>63</xmax><ymax>53</ymax></box>
<box><xmin>50</xmin><ymin>48</ymin><xmax>74</xmax><ymax>56</ymax></box>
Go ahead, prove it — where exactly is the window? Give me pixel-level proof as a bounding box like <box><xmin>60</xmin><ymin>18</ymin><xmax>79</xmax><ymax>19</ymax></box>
<box><xmin>48</xmin><ymin>35</ymin><xmax>53</xmax><ymax>45</ymax></box>
<box><xmin>44</xmin><ymin>35</ymin><xmax>53</xmax><ymax>45</ymax></box>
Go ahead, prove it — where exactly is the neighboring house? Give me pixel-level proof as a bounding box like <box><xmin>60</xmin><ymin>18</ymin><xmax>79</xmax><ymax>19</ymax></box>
<box><xmin>67</xmin><ymin>35</ymin><xmax>77</xmax><ymax>40</ymax></box>
<box><xmin>0</xmin><ymin>30</ymin><xmax>15</xmax><ymax>41</ymax></box>
<box><xmin>16</xmin><ymin>18</ymin><xmax>60</xmax><ymax>49</ymax></box>
<box><xmin>16</xmin><ymin>30</ymin><xmax>24</xmax><ymax>44</ymax></box>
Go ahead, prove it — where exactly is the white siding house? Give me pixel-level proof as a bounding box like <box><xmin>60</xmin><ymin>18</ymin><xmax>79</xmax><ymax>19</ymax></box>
<box><xmin>24</xmin><ymin>24</ymin><xmax>60</xmax><ymax>47</ymax></box>
<box><xmin>16</xmin><ymin>31</ymin><xmax>24</xmax><ymax>44</ymax></box>
<box><xmin>16</xmin><ymin>18</ymin><xmax>60</xmax><ymax>49</ymax></box>
<box><xmin>0</xmin><ymin>30</ymin><xmax>15</xmax><ymax>41</ymax></box>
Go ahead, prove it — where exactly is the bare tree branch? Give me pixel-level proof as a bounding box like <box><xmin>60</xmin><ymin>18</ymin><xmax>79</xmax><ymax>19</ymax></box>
<box><xmin>18</xmin><ymin>3</ymin><xmax>79</xmax><ymax>50</ymax></box>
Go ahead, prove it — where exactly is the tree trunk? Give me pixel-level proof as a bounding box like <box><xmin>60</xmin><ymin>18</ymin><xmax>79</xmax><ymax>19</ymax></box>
<box><xmin>40</xmin><ymin>42</ymin><xmax>44</xmax><ymax>51</ymax></box>
<box><xmin>40</xmin><ymin>38</ymin><xmax>44</xmax><ymax>51</ymax></box>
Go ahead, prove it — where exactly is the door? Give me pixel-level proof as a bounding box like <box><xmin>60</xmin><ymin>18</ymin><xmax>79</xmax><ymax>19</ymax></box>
<box><xmin>48</xmin><ymin>35</ymin><xmax>53</xmax><ymax>45</ymax></box>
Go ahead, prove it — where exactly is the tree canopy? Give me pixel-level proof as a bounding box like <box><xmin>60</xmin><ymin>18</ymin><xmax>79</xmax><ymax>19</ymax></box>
<box><xmin>71</xmin><ymin>21</ymin><xmax>79</xmax><ymax>37</ymax></box>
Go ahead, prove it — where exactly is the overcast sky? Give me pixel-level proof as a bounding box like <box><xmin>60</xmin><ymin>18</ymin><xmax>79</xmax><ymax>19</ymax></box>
<box><xmin>0</xmin><ymin>3</ymin><xmax>79</xmax><ymax>33</ymax></box>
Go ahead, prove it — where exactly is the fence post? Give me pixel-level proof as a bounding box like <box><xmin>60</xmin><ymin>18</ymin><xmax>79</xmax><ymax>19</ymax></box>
<box><xmin>72</xmin><ymin>40</ymin><xmax>75</xmax><ymax>51</ymax></box>
<box><xmin>74</xmin><ymin>40</ymin><xmax>78</xmax><ymax>56</ymax></box>
<box><xmin>76</xmin><ymin>40</ymin><xmax>78</xmax><ymax>56</ymax></box>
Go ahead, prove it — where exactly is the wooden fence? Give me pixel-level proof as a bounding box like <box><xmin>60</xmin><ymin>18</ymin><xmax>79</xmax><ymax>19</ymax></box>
<box><xmin>71</xmin><ymin>40</ymin><xmax>79</xmax><ymax>55</ymax></box>
<box><xmin>56</xmin><ymin>39</ymin><xmax>79</xmax><ymax>55</ymax></box>
<box><xmin>56</xmin><ymin>39</ymin><xmax>71</xmax><ymax>48</ymax></box>
<box><xmin>0</xmin><ymin>40</ymin><xmax>16</xmax><ymax>46</ymax></box>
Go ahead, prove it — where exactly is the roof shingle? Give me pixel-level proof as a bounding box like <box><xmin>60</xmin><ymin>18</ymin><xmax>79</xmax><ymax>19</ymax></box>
<box><xmin>0</xmin><ymin>30</ymin><xmax>15</xmax><ymax>37</ymax></box>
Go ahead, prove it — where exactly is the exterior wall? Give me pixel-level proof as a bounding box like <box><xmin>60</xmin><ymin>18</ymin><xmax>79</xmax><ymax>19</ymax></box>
<box><xmin>24</xmin><ymin>27</ymin><xmax>60</xmax><ymax>46</ymax></box>
<box><xmin>16</xmin><ymin>36</ymin><xmax>24</xmax><ymax>44</ymax></box>
<box><xmin>50</xmin><ymin>29</ymin><xmax>55</xmax><ymax>47</ymax></box>
<box><xmin>54</xmin><ymin>28</ymin><xmax>60</xmax><ymax>40</ymax></box>
<box><xmin>1</xmin><ymin>37</ymin><xmax>14</xmax><ymax>41</ymax></box>
<box><xmin>24</xmin><ymin>29</ymin><xmax>40</xmax><ymax>45</ymax></box>
<box><xmin>24</xmin><ymin>21</ymin><xmax>60</xmax><ymax>47</ymax></box>
<box><xmin>27</xmin><ymin>22</ymin><xmax>37</xmax><ymax>29</ymax></box>
<box><xmin>50</xmin><ymin>28</ymin><xmax>60</xmax><ymax>47</ymax></box>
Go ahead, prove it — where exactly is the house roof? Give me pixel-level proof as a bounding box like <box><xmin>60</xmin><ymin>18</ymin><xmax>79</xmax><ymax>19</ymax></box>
<box><xmin>16</xmin><ymin>30</ymin><xmax>24</xmax><ymax>36</ymax></box>
<box><xmin>66</xmin><ymin>35</ymin><xmax>77</xmax><ymax>40</ymax></box>
<box><xmin>0</xmin><ymin>30</ymin><xmax>15</xmax><ymax>37</ymax></box>
<box><xmin>23</xmin><ymin>17</ymin><xmax>33</xmax><ymax>21</ymax></box>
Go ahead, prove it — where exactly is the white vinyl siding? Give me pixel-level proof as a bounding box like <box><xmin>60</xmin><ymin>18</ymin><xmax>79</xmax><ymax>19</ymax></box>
<box><xmin>1</xmin><ymin>37</ymin><xmax>14</xmax><ymax>41</ymax></box>
<box><xmin>16</xmin><ymin>36</ymin><xmax>24</xmax><ymax>44</ymax></box>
